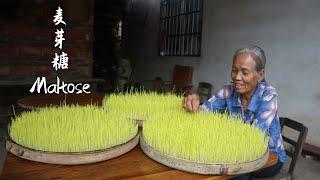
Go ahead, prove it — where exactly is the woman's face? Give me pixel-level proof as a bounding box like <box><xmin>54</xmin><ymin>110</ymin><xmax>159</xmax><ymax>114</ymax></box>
<box><xmin>231</xmin><ymin>53</ymin><xmax>264</xmax><ymax>96</ymax></box>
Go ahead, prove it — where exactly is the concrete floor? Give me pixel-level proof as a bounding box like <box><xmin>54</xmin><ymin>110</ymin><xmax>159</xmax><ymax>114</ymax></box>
<box><xmin>0</xmin><ymin>107</ymin><xmax>319</xmax><ymax>179</ymax></box>
<box><xmin>288</xmin><ymin>157</ymin><xmax>320</xmax><ymax>180</ymax></box>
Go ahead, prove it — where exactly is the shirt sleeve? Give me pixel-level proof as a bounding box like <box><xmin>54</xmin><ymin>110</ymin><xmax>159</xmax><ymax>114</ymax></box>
<box><xmin>253</xmin><ymin>90</ymin><xmax>279</xmax><ymax>133</ymax></box>
<box><xmin>200</xmin><ymin>85</ymin><xmax>231</xmax><ymax>112</ymax></box>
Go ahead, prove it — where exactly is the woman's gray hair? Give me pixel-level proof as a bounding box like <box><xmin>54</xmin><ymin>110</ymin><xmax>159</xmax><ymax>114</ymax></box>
<box><xmin>233</xmin><ymin>45</ymin><xmax>266</xmax><ymax>72</ymax></box>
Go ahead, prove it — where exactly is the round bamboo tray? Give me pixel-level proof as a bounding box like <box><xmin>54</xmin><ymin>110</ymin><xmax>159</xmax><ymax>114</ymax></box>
<box><xmin>6</xmin><ymin>133</ymin><xmax>140</xmax><ymax>165</ymax></box>
<box><xmin>140</xmin><ymin>135</ymin><xmax>268</xmax><ymax>175</ymax></box>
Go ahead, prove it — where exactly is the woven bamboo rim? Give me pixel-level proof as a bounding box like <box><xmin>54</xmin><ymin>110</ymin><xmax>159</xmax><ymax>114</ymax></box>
<box><xmin>140</xmin><ymin>135</ymin><xmax>268</xmax><ymax>175</ymax></box>
<box><xmin>6</xmin><ymin>133</ymin><xmax>140</xmax><ymax>165</ymax></box>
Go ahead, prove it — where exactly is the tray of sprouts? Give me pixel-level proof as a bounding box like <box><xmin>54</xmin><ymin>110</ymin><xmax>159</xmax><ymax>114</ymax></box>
<box><xmin>140</xmin><ymin>110</ymin><xmax>269</xmax><ymax>175</ymax></box>
<box><xmin>7</xmin><ymin>105</ymin><xmax>139</xmax><ymax>165</ymax></box>
<box><xmin>104</xmin><ymin>91</ymin><xmax>183</xmax><ymax>127</ymax></box>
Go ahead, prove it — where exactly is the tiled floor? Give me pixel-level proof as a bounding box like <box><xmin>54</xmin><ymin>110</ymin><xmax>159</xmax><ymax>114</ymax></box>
<box><xmin>0</xmin><ymin>107</ymin><xmax>319</xmax><ymax>179</ymax></box>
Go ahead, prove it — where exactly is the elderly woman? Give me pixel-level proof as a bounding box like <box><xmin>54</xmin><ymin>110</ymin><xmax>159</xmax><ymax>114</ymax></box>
<box><xmin>183</xmin><ymin>46</ymin><xmax>286</xmax><ymax>179</ymax></box>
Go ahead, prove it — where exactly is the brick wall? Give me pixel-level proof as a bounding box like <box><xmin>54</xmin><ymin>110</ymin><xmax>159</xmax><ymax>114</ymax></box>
<box><xmin>0</xmin><ymin>0</ymin><xmax>94</xmax><ymax>80</ymax></box>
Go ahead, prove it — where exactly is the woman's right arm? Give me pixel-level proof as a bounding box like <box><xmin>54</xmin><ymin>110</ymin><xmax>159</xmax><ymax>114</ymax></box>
<box><xmin>200</xmin><ymin>86</ymin><xmax>229</xmax><ymax>112</ymax></box>
<box><xmin>183</xmin><ymin>85</ymin><xmax>230</xmax><ymax>113</ymax></box>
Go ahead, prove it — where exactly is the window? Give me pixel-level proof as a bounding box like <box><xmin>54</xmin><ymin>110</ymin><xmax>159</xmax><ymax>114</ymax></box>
<box><xmin>115</xmin><ymin>20</ymin><xmax>122</xmax><ymax>40</ymax></box>
<box><xmin>159</xmin><ymin>0</ymin><xmax>204</xmax><ymax>56</ymax></box>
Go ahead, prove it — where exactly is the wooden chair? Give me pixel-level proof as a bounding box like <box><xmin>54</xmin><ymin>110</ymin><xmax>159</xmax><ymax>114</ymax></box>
<box><xmin>140</xmin><ymin>65</ymin><xmax>193</xmax><ymax>95</ymax></box>
<box><xmin>255</xmin><ymin>117</ymin><xmax>308</xmax><ymax>180</ymax></box>
<box><xmin>278</xmin><ymin>117</ymin><xmax>308</xmax><ymax>179</ymax></box>
<box><xmin>157</xmin><ymin>65</ymin><xmax>193</xmax><ymax>95</ymax></box>
<box><xmin>170</xmin><ymin>65</ymin><xmax>193</xmax><ymax>95</ymax></box>
<box><xmin>197</xmin><ymin>82</ymin><xmax>213</xmax><ymax>104</ymax></box>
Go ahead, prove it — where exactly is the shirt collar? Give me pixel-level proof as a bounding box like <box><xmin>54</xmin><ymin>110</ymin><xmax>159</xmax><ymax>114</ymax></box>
<box><xmin>232</xmin><ymin>82</ymin><xmax>265</xmax><ymax>113</ymax></box>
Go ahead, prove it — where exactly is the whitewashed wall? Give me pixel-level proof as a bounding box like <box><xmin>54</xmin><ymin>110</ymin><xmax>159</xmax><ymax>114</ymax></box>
<box><xmin>123</xmin><ymin>0</ymin><xmax>320</xmax><ymax>146</ymax></box>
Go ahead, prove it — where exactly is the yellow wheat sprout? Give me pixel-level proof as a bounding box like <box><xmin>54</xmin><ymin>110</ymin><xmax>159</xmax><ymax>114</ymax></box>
<box><xmin>9</xmin><ymin>105</ymin><xmax>138</xmax><ymax>152</ymax></box>
<box><xmin>143</xmin><ymin>110</ymin><xmax>268</xmax><ymax>163</ymax></box>
<box><xmin>103</xmin><ymin>91</ymin><xmax>183</xmax><ymax>120</ymax></box>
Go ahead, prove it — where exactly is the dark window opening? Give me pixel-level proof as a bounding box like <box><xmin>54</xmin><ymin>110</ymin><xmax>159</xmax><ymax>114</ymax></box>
<box><xmin>159</xmin><ymin>0</ymin><xmax>204</xmax><ymax>56</ymax></box>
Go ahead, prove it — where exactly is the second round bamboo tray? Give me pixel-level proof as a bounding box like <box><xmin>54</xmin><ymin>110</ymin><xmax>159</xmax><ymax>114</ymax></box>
<box><xmin>6</xmin><ymin>133</ymin><xmax>140</xmax><ymax>165</ymax></box>
<box><xmin>140</xmin><ymin>135</ymin><xmax>268</xmax><ymax>175</ymax></box>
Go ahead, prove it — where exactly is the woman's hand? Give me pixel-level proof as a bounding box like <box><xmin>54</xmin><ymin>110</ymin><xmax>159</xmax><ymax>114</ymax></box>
<box><xmin>182</xmin><ymin>94</ymin><xmax>200</xmax><ymax>112</ymax></box>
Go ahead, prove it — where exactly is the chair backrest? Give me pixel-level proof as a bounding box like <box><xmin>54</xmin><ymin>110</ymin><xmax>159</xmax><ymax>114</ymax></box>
<box><xmin>172</xmin><ymin>65</ymin><xmax>193</xmax><ymax>85</ymax></box>
<box><xmin>197</xmin><ymin>82</ymin><xmax>213</xmax><ymax>104</ymax></box>
<box><xmin>279</xmin><ymin>117</ymin><xmax>308</xmax><ymax>176</ymax></box>
<box><xmin>171</xmin><ymin>65</ymin><xmax>193</xmax><ymax>94</ymax></box>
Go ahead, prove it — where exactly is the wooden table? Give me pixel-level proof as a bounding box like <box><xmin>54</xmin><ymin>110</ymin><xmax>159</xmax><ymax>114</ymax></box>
<box><xmin>0</xmin><ymin>146</ymin><xmax>278</xmax><ymax>179</ymax></box>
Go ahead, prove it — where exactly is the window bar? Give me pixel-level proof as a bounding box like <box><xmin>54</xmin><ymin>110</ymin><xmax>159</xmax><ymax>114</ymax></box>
<box><xmin>162</xmin><ymin>1</ymin><xmax>165</xmax><ymax>19</ymax></box>
<box><xmin>191</xmin><ymin>0</ymin><xmax>194</xmax><ymax>12</ymax></box>
<box><xmin>197</xmin><ymin>0</ymin><xmax>200</xmax><ymax>11</ymax></box>
<box><xmin>188</xmin><ymin>35</ymin><xmax>191</xmax><ymax>56</ymax></box>
<box><xmin>185</xmin><ymin>18</ymin><xmax>188</xmax><ymax>55</ymax></box>
<box><xmin>188</xmin><ymin>10</ymin><xmax>192</xmax><ymax>56</ymax></box>
<box><xmin>159</xmin><ymin>1</ymin><xmax>163</xmax><ymax>55</ymax></box>
<box><xmin>166</xmin><ymin>19</ymin><xmax>169</xmax><ymax>55</ymax></box>
<box><xmin>197</xmin><ymin>34</ymin><xmax>200</xmax><ymax>56</ymax></box>
<box><xmin>171</xmin><ymin>1</ymin><xmax>174</xmax><ymax>56</ymax></box>
<box><xmin>179</xmin><ymin>5</ymin><xmax>182</xmax><ymax>55</ymax></box>
<box><xmin>195</xmin><ymin>13</ymin><xmax>198</xmax><ymax>32</ymax></box>
<box><xmin>194</xmin><ymin>34</ymin><xmax>197</xmax><ymax>56</ymax></box>
<box><xmin>164</xmin><ymin>20</ymin><xmax>167</xmax><ymax>55</ymax></box>
<box><xmin>169</xmin><ymin>1</ymin><xmax>172</xmax><ymax>55</ymax></box>
<box><xmin>168</xmin><ymin>0</ymin><xmax>171</xmax><ymax>17</ymax></box>
<box><xmin>173</xmin><ymin>1</ymin><xmax>176</xmax><ymax>55</ymax></box>
<box><xmin>189</xmin><ymin>13</ymin><xmax>192</xmax><ymax>34</ymax></box>
<box><xmin>164</xmin><ymin>2</ymin><xmax>167</xmax><ymax>55</ymax></box>
<box><xmin>192</xmin><ymin>10</ymin><xmax>195</xmax><ymax>55</ymax></box>
<box><xmin>189</xmin><ymin>13</ymin><xmax>192</xmax><ymax>55</ymax></box>
<box><xmin>182</xmin><ymin>17</ymin><xmax>185</xmax><ymax>55</ymax></box>
<box><xmin>199</xmin><ymin>0</ymin><xmax>204</xmax><ymax>56</ymax></box>
<box><xmin>184</xmin><ymin>5</ymin><xmax>187</xmax><ymax>55</ymax></box>
<box><xmin>176</xmin><ymin>4</ymin><xmax>179</xmax><ymax>55</ymax></box>
<box><xmin>171</xmin><ymin>23</ymin><xmax>174</xmax><ymax>55</ymax></box>
<box><xmin>174</xmin><ymin>17</ymin><xmax>177</xmax><ymax>55</ymax></box>
<box><xmin>172</xmin><ymin>3</ymin><xmax>175</xmax><ymax>55</ymax></box>
<box><xmin>167</xmin><ymin>18</ymin><xmax>170</xmax><ymax>55</ymax></box>
<box><xmin>190</xmin><ymin>16</ymin><xmax>193</xmax><ymax>55</ymax></box>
